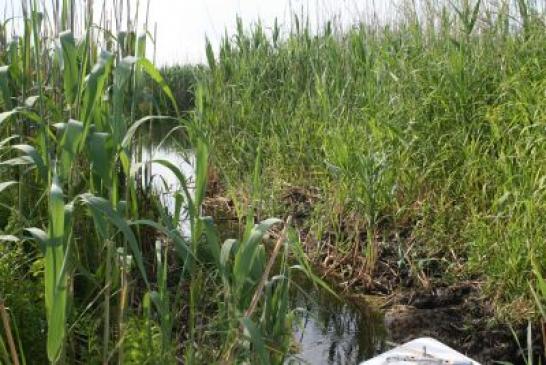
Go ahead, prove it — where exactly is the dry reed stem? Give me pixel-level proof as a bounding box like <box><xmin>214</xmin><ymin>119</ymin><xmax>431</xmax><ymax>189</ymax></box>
<box><xmin>244</xmin><ymin>216</ymin><xmax>292</xmax><ymax>318</ymax></box>
<box><xmin>0</xmin><ymin>299</ymin><xmax>20</xmax><ymax>365</ymax></box>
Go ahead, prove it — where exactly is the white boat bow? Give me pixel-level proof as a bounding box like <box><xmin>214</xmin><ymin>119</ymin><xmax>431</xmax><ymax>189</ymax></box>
<box><xmin>360</xmin><ymin>337</ymin><xmax>480</xmax><ymax>365</ymax></box>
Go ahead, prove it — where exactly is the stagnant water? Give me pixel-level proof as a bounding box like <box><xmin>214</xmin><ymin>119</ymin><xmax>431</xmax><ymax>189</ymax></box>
<box><xmin>140</xmin><ymin>128</ymin><xmax>387</xmax><ymax>364</ymax></box>
<box><xmin>286</xmin><ymin>278</ymin><xmax>387</xmax><ymax>364</ymax></box>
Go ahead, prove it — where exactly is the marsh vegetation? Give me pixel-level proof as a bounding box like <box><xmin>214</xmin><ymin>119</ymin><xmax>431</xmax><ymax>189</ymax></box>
<box><xmin>2</xmin><ymin>0</ymin><xmax>546</xmax><ymax>364</ymax></box>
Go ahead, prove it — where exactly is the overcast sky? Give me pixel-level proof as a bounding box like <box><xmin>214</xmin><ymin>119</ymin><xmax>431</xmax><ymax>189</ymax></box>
<box><xmin>0</xmin><ymin>0</ymin><xmax>401</xmax><ymax>65</ymax></box>
<box><xmin>146</xmin><ymin>0</ymin><xmax>400</xmax><ymax>65</ymax></box>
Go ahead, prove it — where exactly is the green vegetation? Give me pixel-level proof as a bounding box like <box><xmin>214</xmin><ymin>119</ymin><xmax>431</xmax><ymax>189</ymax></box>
<box><xmin>158</xmin><ymin>65</ymin><xmax>200</xmax><ymax>115</ymax></box>
<box><xmin>0</xmin><ymin>1</ymin><xmax>310</xmax><ymax>364</ymax></box>
<box><xmin>196</xmin><ymin>1</ymin><xmax>546</xmax><ymax>320</ymax></box>
<box><xmin>3</xmin><ymin>0</ymin><xmax>546</xmax><ymax>362</ymax></box>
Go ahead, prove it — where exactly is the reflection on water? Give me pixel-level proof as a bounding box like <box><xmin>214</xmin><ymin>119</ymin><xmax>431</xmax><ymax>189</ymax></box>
<box><xmin>287</xmin><ymin>277</ymin><xmax>386</xmax><ymax>365</ymax></box>
<box><xmin>137</xmin><ymin>121</ymin><xmax>386</xmax><ymax>365</ymax></box>
<box><xmin>142</xmin><ymin>145</ymin><xmax>193</xmax><ymax>214</ymax></box>
<box><xmin>136</xmin><ymin>121</ymin><xmax>194</xmax><ymax>234</ymax></box>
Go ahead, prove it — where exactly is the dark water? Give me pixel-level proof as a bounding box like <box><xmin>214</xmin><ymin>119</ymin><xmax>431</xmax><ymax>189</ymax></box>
<box><xmin>286</xmin><ymin>277</ymin><xmax>386</xmax><ymax>365</ymax></box>
<box><xmin>140</xmin><ymin>127</ymin><xmax>387</xmax><ymax>365</ymax></box>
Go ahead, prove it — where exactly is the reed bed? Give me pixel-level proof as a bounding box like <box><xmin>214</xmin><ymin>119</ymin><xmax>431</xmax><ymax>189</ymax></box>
<box><xmin>196</xmin><ymin>0</ymin><xmax>546</xmax><ymax>323</ymax></box>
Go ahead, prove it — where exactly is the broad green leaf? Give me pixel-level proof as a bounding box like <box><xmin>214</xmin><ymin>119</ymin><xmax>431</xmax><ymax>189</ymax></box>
<box><xmin>24</xmin><ymin>95</ymin><xmax>39</xmax><ymax>107</ymax></box>
<box><xmin>0</xmin><ymin>235</ymin><xmax>19</xmax><ymax>242</ymax></box>
<box><xmin>174</xmin><ymin>192</ymin><xmax>184</xmax><ymax>227</ymax></box>
<box><xmin>0</xmin><ymin>65</ymin><xmax>12</xmax><ymax>109</ymax></box>
<box><xmin>137</xmin><ymin>34</ymin><xmax>146</xmax><ymax>58</ymax></box>
<box><xmin>130</xmin><ymin>219</ymin><xmax>194</xmax><ymax>264</ymax></box>
<box><xmin>201</xmin><ymin>216</ymin><xmax>221</xmax><ymax>266</ymax></box>
<box><xmin>240</xmin><ymin>317</ymin><xmax>270</xmax><ymax>365</ymax></box>
<box><xmin>0</xmin><ymin>181</ymin><xmax>17</xmax><ymax>194</ymax></box>
<box><xmin>59</xmin><ymin>119</ymin><xmax>83</xmax><ymax>180</ymax></box>
<box><xmin>25</xmin><ymin>227</ymin><xmax>48</xmax><ymax>246</ymax></box>
<box><xmin>80</xmin><ymin>194</ymin><xmax>149</xmax><ymax>287</ymax></box>
<box><xmin>60</xmin><ymin>31</ymin><xmax>78</xmax><ymax>104</ymax></box>
<box><xmin>233</xmin><ymin>218</ymin><xmax>281</xmax><ymax>287</ymax></box>
<box><xmin>139</xmin><ymin>58</ymin><xmax>179</xmax><ymax>115</ymax></box>
<box><xmin>86</xmin><ymin>132</ymin><xmax>113</xmax><ymax>185</ymax></box>
<box><xmin>0</xmin><ymin>135</ymin><xmax>19</xmax><ymax>148</ymax></box>
<box><xmin>112</xmin><ymin>56</ymin><xmax>137</xmax><ymax>147</ymax></box>
<box><xmin>0</xmin><ymin>109</ymin><xmax>20</xmax><ymax>126</ymax></box>
<box><xmin>0</xmin><ymin>156</ymin><xmax>34</xmax><ymax>166</ymax></box>
<box><xmin>220</xmin><ymin>239</ymin><xmax>237</xmax><ymax>275</ymax></box>
<box><xmin>239</xmin><ymin>245</ymin><xmax>266</xmax><ymax>308</ymax></box>
<box><xmin>149</xmin><ymin>159</ymin><xmax>194</xmax><ymax>214</ymax></box>
<box><xmin>121</xmin><ymin>116</ymin><xmax>178</xmax><ymax>150</ymax></box>
<box><xmin>12</xmin><ymin>144</ymin><xmax>47</xmax><ymax>181</ymax></box>
<box><xmin>81</xmin><ymin>50</ymin><xmax>113</xmax><ymax>127</ymax></box>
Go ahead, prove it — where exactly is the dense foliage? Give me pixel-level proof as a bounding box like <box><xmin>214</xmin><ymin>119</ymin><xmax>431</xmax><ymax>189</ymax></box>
<box><xmin>0</xmin><ymin>2</ymin><xmax>306</xmax><ymax>364</ymax></box>
<box><xmin>197</xmin><ymin>2</ymin><xmax>546</xmax><ymax>318</ymax></box>
<box><xmin>4</xmin><ymin>0</ymin><xmax>546</xmax><ymax>363</ymax></box>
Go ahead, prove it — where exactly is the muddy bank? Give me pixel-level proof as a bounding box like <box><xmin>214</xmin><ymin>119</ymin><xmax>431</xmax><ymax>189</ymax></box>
<box><xmin>307</xmin><ymin>256</ymin><xmax>530</xmax><ymax>363</ymax></box>
<box><xmin>303</xmin><ymin>232</ymin><xmax>541</xmax><ymax>362</ymax></box>
<box><xmin>203</xmin><ymin>184</ymin><xmax>543</xmax><ymax>364</ymax></box>
<box><xmin>278</xmin><ymin>184</ymin><xmax>545</xmax><ymax>363</ymax></box>
<box><xmin>303</xmin><ymin>236</ymin><xmax>541</xmax><ymax>362</ymax></box>
<box><xmin>383</xmin><ymin>285</ymin><xmax>523</xmax><ymax>363</ymax></box>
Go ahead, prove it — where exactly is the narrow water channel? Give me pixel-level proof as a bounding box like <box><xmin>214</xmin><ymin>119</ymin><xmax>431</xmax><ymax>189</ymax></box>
<box><xmin>286</xmin><ymin>277</ymin><xmax>386</xmax><ymax>364</ymax></box>
<box><xmin>140</xmin><ymin>126</ymin><xmax>387</xmax><ymax>364</ymax></box>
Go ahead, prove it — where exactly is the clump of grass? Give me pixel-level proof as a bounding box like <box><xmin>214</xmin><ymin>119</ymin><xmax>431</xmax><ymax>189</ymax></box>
<box><xmin>195</xmin><ymin>0</ymin><xmax>546</xmax><ymax>318</ymax></box>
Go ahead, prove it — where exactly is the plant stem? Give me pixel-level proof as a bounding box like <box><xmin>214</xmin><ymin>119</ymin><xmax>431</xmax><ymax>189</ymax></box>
<box><xmin>0</xmin><ymin>299</ymin><xmax>20</xmax><ymax>365</ymax></box>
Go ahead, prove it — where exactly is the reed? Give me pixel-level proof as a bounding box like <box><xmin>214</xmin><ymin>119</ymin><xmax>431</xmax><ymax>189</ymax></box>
<box><xmin>195</xmin><ymin>0</ymin><xmax>546</xmax><ymax>320</ymax></box>
<box><xmin>0</xmin><ymin>1</ymin><xmax>306</xmax><ymax>364</ymax></box>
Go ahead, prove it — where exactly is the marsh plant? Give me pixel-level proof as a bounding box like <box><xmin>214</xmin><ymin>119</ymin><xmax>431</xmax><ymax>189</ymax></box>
<box><xmin>198</xmin><ymin>0</ymin><xmax>546</xmax><ymax>322</ymax></box>
<box><xmin>0</xmin><ymin>1</ymin><xmax>309</xmax><ymax>364</ymax></box>
<box><xmin>4</xmin><ymin>0</ymin><xmax>546</xmax><ymax>363</ymax></box>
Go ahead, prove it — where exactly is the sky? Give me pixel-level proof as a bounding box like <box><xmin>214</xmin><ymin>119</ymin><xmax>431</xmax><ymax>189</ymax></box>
<box><xmin>146</xmin><ymin>0</ymin><xmax>399</xmax><ymax>65</ymax></box>
<box><xmin>0</xmin><ymin>0</ymin><xmax>401</xmax><ymax>66</ymax></box>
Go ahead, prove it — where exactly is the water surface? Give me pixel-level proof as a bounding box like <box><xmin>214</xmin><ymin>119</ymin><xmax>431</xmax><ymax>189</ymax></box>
<box><xmin>287</xmin><ymin>276</ymin><xmax>386</xmax><ymax>364</ymax></box>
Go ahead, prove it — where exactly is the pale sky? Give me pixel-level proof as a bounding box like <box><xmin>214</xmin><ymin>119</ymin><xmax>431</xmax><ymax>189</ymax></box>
<box><xmin>0</xmin><ymin>0</ymin><xmax>401</xmax><ymax>66</ymax></box>
<box><xmin>146</xmin><ymin>0</ymin><xmax>399</xmax><ymax>65</ymax></box>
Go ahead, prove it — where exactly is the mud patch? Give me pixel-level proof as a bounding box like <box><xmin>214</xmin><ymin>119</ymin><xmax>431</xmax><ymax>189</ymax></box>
<box><xmin>304</xmin><ymin>230</ymin><xmax>540</xmax><ymax>363</ymax></box>
<box><xmin>382</xmin><ymin>283</ymin><xmax>528</xmax><ymax>364</ymax></box>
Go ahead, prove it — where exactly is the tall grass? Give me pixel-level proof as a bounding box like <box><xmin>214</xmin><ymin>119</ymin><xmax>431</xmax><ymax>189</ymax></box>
<box><xmin>196</xmin><ymin>0</ymin><xmax>546</xmax><ymax>319</ymax></box>
<box><xmin>0</xmin><ymin>1</ymin><xmax>307</xmax><ymax>364</ymax></box>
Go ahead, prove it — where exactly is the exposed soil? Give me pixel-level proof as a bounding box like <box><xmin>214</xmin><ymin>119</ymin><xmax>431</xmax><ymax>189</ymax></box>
<box><xmin>203</xmin><ymin>182</ymin><xmax>545</xmax><ymax>364</ymax></box>
<box><xmin>382</xmin><ymin>285</ymin><xmax>525</xmax><ymax>363</ymax></box>
<box><xmin>306</xmin><ymin>251</ymin><xmax>537</xmax><ymax>364</ymax></box>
